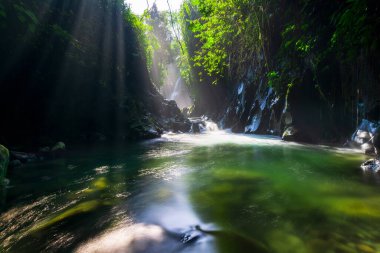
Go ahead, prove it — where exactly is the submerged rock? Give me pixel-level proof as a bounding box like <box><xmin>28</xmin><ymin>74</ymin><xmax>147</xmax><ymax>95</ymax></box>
<box><xmin>194</xmin><ymin>225</ymin><xmax>269</xmax><ymax>253</ymax></box>
<box><xmin>10</xmin><ymin>151</ymin><xmax>38</xmax><ymax>163</ymax></box>
<box><xmin>0</xmin><ymin>144</ymin><xmax>9</xmax><ymax>186</ymax></box>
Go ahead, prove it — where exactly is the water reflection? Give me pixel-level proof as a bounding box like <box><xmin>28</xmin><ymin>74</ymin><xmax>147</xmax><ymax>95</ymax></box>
<box><xmin>1</xmin><ymin>132</ymin><xmax>379</xmax><ymax>253</ymax></box>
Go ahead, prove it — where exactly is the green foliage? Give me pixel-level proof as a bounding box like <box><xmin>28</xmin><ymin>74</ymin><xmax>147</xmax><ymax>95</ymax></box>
<box><xmin>127</xmin><ymin>4</ymin><xmax>186</xmax><ymax>87</ymax></box>
<box><xmin>0</xmin><ymin>3</ymin><xmax>7</xmax><ymax>19</ymax></box>
<box><xmin>281</xmin><ymin>23</ymin><xmax>316</xmax><ymax>56</ymax></box>
<box><xmin>13</xmin><ymin>3</ymin><xmax>38</xmax><ymax>32</ymax></box>
<box><xmin>146</xmin><ymin>7</ymin><xmax>173</xmax><ymax>86</ymax></box>
<box><xmin>172</xmin><ymin>37</ymin><xmax>192</xmax><ymax>86</ymax></box>
<box><xmin>50</xmin><ymin>24</ymin><xmax>73</xmax><ymax>42</ymax></box>
<box><xmin>123</xmin><ymin>6</ymin><xmax>155</xmax><ymax>69</ymax></box>
<box><xmin>181</xmin><ymin>0</ymin><xmax>267</xmax><ymax>85</ymax></box>
<box><xmin>267</xmin><ymin>71</ymin><xmax>280</xmax><ymax>90</ymax></box>
<box><xmin>331</xmin><ymin>0</ymin><xmax>379</xmax><ymax>60</ymax></box>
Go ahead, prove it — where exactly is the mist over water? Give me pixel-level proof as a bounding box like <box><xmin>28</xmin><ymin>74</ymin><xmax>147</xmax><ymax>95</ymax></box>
<box><xmin>160</xmin><ymin>63</ymin><xmax>192</xmax><ymax>109</ymax></box>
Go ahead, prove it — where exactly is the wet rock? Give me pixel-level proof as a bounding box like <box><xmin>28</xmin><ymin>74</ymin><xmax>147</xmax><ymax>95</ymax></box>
<box><xmin>155</xmin><ymin>99</ymin><xmax>192</xmax><ymax>134</ymax></box>
<box><xmin>171</xmin><ymin>121</ymin><xmax>191</xmax><ymax>133</ymax></box>
<box><xmin>190</xmin><ymin>122</ymin><xmax>200</xmax><ymax>133</ymax></box>
<box><xmin>162</xmin><ymin>100</ymin><xmax>182</xmax><ymax>118</ymax></box>
<box><xmin>189</xmin><ymin>118</ymin><xmax>206</xmax><ymax>133</ymax></box>
<box><xmin>282</xmin><ymin>126</ymin><xmax>313</xmax><ymax>143</ymax></box>
<box><xmin>221</xmin><ymin>77</ymin><xmax>284</xmax><ymax>137</ymax></box>
<box><xmin>351</xmin><ymin>119</ymin><xmax>380</xmax><ymax>154</ymax></box>
<box><xmin>360</xmin><ymin>159</ymin><xmax>380</xmax><ymax>173</ymax></box>
<box><xmin>51</xmin><ymin>142</ymin><xmax>66</xmax><ymax>152</ymax></box>
<box><xmin>0</xmin><ymin>144</ymin><xmax>9</xmax><ymax>186</ymax></box>
<box><xmin>130</xmin><ymin>125</ymin><xmax>161</xmax><ymax>139</ymax></box>
<box><xmin>180</xmin><ymin>227</ymin><xmax>202</xmax><ymax>244</ymax></box>
<box><xmin>361</xmin><ymin>143</ymin><xmax>374</xmax><ymax>155</ymax></box>
<box><xmin>144</xmin><ymin>128</ymin><xmax>161</xmax><ymax>139</ymax></box>
<box><xmin>11</xmin><ymin>151</ymin><xmax>38</xmax><ymax>163</ymax></box>
<box><xmin>39</xmin><ymin>146</ymin><xmax>50</xmax><ymax>153</ymax></box>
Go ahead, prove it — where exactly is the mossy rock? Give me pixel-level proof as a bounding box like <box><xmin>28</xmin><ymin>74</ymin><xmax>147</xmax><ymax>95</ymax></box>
<box><xmin>0</xmin><ymin>144</ymin><xmax>9</xmax><ymax>185</ymax></box>
<box><xmin>51</xmin><ymin>141</ymin><xmax>66</xmax><ymax>152</ymax></box>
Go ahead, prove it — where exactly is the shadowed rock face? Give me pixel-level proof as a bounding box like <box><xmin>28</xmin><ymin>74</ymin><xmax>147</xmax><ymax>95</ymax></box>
<box><xmin>0</xmin><ymin>144</ymin><xmax>9</xmax><ymax>186</ymax></box>
<box><xmin>0</xmin><ymin>0</ymin><xmax>189</xmax><ymax>147</ymax></box>
<box><xmin>221</xmin><ymin>80</ymin><xmax>284</xmax><ymax>137</ymax></box>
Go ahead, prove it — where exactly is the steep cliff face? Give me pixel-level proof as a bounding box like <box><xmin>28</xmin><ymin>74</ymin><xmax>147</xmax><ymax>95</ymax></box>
<box><xmin>182</xmin><ymin>0</ymin><xmax>380</xmax><ymax>143</ymax></box>
<box><xmin>0</xmin><ymin>0</ymin><xmax>187</xmax><ymax>147</ymax></box>
<box><xmin>221</xmin><ymin>71</ymin><xmax>284</xmax><ymax>136</ymax></box>
<box><xmin>220</xmin><ymin>59</ymin><xmax>380</xmax><ymax>143</ymax></box>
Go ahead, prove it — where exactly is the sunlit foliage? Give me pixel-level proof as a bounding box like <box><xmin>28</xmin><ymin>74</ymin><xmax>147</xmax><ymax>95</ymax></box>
<box><xmin>181</xmin><ymin>0</ymin><xmax>267</xmax><ymax>85</ymax></box>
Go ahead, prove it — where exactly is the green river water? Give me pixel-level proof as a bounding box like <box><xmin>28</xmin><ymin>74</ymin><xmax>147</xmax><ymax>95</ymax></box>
<box><xmin>1</xmin><ymin>131</ymin><xmax>379</xmax><ymax>253</ymax></box>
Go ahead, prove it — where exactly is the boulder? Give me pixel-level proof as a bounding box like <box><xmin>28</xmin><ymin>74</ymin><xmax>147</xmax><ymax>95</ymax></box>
<box><xmin>360</xmin><ymin>159</ymin><xmax>380</xmax><ymax>173</ymax></box>
<box><xmin>39</xmin><ymin>146</ymin><xmax>50</xmax><ymax>153</ymax></box>
<box><xmin>361</xmin><ymin>143</ymin><xmax>374</xmax><ymax>155</ymax></box>
<box><xmin>191</xmin><ymin>122</ymin><xmax>201</xmax><ymax>133</ymax></box>
<box><xmin>51</xmin><ymin>141</ymin><xmax>66</xmax><ymax>152</ymax></box>
<box><xmin>351</xmin><ymin>119</ymin><xmax>380</xmax><ymax>154</ymax></box>
<box><xmin>162</xmin><ymin>100</ymin><xmax>182</xmax><ymax>118</ymax></box>
<box><xmin>171</xmin><ymin>121</ymin><xmax>191</xmax><ymax>133</ymax></box>
<box><xmin>189</xmin><ymin>117</ymin><xmax>205</xmax><ymax>133</ymax></box>
<box><xmin>282</xmin><ymin>126</ymin><xmax>313</xmax><ymax>143</ymax></box>
<box><xmin>0</xmin><ymin>144</ymin><xmax>9</xmax><ymax>186</ymax></box>
<box><xmin>129</xmin><ymin>120</ymin><xmax>162</xmax><ymax>140</ymax></box>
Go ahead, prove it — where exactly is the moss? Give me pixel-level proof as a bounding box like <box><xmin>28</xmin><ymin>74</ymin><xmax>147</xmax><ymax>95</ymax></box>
<box><xmin>28</xmin><ymin>200</ymin><xmax>103</xmax><ymax>233</ymax></box>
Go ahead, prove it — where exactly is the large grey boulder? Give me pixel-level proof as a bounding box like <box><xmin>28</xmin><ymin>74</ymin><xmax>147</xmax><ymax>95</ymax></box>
<box><xmin>351</xmin><ymin>119</ymin><xmax>380</xmax><ymax>154</ymax></box>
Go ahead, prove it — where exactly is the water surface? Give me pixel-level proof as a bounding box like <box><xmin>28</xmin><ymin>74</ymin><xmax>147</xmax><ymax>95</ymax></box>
<box><xmin>1</xmin><ymin>131</ymin><xmax>379</xmax><ymax>253</ymax></box>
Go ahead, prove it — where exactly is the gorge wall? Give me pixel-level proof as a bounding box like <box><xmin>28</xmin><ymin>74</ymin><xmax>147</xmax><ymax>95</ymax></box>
<box><xmin>0</xmin><ymin>0</ymin><xmax>188</xmax><ymax>148</ymax></box>
<box><xmin>182</xmin><ymin>0</ymin><xmax>380</xmax><ymax>143</ymax></box>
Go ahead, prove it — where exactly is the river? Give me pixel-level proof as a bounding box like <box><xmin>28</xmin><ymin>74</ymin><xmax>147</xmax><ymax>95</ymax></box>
<box><xmin>1</xmin><ymin>131</ymin><xmax>379</xmax><ymax>253</ymax></box>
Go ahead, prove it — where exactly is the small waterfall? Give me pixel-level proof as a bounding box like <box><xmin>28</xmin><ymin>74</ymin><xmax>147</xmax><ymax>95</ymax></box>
<box><xmin>203</xmin><ymin>121</ymin><xmax>219</xmax><ymax>132</ymax></box>
<box><xmin>170</xmin><ymin>77</ymin><xmax>181</xmax><ymax>100</ymax></box>
<box><xmin>189</xmin><ymin>117</ymin><xmax>219</xmax><ymax>133</ymax></box>
<box><xmin>160</xmin><ymin>63</ymin><xmax>192</xmax><ymax>110</ymax></box>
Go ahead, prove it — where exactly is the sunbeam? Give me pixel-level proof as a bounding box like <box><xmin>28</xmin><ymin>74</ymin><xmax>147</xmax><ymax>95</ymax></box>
<box><xmin>1</xmin><ymin>0</ymin><xmax>380</xmax><ymax>252</ymax></box>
